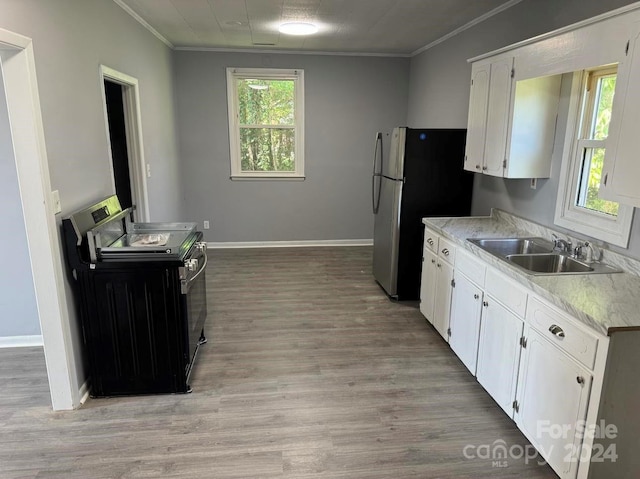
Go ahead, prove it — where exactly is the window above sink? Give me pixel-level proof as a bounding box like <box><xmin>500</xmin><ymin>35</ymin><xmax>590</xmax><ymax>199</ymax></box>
<box><xmin>554</xmin><ymin>67</ymin><xmax>634</xmax><ymax>247</ymax></box>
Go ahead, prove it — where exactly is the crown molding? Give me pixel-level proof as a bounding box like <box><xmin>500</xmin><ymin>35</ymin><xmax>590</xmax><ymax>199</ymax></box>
<box><xmin>112</xmin><ymin>0</ymin><xmax>174</xmax><ymax>49</ymax></box>
<box><xmin>411</xmin><ymin>0</ymin><xmax>524</xmax><ymax>57</ymax></box>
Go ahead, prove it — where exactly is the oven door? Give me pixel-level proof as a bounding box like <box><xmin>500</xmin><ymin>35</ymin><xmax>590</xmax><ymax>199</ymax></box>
<box><xmin>180</xmin><ymin>246</ymin><xmax>208</xmax><ymax>376</ymax></box>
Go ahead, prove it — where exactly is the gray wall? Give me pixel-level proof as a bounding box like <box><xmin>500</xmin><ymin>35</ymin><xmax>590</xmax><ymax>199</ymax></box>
<box><xmin>175</xmin><ymin>51</ymin><xmax>409</xmax><ymax>242</ymax></box>
<box><xmin>0</xmin><ymin>0</ymin><xmax>182</xmax><ymax>385</ymax></box>
<box><xmin>407</xmin><ymin>0</ymin><xmax>640</xmax><ymax>258</ymax></box>
<box><xmin>0</xmin><ymin>66</ymin><xmax>40</xmax><ymax>338</ymax></box>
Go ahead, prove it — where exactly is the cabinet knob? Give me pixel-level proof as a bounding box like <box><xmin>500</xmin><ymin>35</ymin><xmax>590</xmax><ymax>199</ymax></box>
<box><xmin>549</xmin><ymin>324</ymin><xmax>565</xmax><ymax>338</ymax></box>
<box><xmin>441</xmin><ymin>248</ymin><xmax>449</xmax><ymax>256</ymax></box>
<box><xmin>427</xmin><ymin>238</ymin><xmax>434</xmax><ymax>245</ymax></box>
<box><xmin>482</xmin><ymin>166</ymin><xmax>488</xmax><ymax>171</ymax></box>
<box><xmin>576</xmin><ymin>376</ymin><xmax>585</xmax><ymax>385</ymax></box>
<box><xmin>431</xmin><ymin>259</ymin><xmax>436</xmax><ymax>264</ymax></box>
<box><xmin>474</xmin><ymin>294</ymin><xmax>479</xmax><ymax>299</ymax></box>
<box><xmin>475</xmin><ymin>164</ymin><xmax>481</xmax><ymax>170</ymax></box>
<box><xmin>437</xmin><ymin>263</ymin><xmax>442</xmax><ymax>268</ymax></box>
<box><xmin>482</xmin><ymin>301</ymin><xmax>488</xmax><ymax>307</ymax></box>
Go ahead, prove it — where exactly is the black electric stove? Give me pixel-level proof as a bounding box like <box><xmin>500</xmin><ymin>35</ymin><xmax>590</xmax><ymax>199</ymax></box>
<box><xmin>62</xmin><ymin>195</ymin><xmax>208</xmax><ymax>397</ymax></box>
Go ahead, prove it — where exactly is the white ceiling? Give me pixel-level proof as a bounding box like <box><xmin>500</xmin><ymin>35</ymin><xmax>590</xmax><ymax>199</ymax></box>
<box><xmin>115</xmin><ymin>0</ymin><xmax>519</xmax><ymax>56</ymax></box>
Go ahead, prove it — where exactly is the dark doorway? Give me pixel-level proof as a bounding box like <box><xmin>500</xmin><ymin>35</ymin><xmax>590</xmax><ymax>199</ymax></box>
<box><xmin>104</xmin><ymin>80</ymin><xmax>133</xmax><ymax>210</ymax></box>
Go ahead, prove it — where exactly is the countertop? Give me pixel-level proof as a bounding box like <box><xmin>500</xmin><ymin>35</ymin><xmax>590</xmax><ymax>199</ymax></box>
<box><xmin>423</xmin><ymin>211</ymin><xmax>640</xmax><ymax>336</ymax></box>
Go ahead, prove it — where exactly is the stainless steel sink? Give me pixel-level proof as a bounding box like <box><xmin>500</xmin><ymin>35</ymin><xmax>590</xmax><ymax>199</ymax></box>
<box><xmin>467</xmin><ymin>237</ymin><xmax>621</xmax><ymax>275</ymax></box>
<box><xmin>506</xmin><ymin>253</ymin><xmax>593</xmax><ymax>274</ymax></box>
<box><xmin>468</xmin><ymin>237</ymin><xmax>554</xmax><ymax>256</ymax></box>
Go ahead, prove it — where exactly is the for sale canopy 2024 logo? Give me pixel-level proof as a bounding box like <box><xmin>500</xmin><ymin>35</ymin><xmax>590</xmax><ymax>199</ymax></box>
<box><xmin>462</xmin><ymin>420</ymin><xmax>618</xmax><ymax>468</ymax></box>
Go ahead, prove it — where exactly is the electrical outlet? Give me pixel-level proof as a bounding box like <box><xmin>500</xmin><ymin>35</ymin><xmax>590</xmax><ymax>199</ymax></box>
<box><xmin>203</xmin><ymin>220</ymin><xmax>210</xmax><ymax>229</ymax></box>
<box><xmin>51</xmin><ymin>190</ymin><xmax>62</xmax><ymax>214</ymax></box>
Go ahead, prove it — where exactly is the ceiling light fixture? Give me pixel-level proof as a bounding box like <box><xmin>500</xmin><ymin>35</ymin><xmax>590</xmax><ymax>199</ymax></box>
<box><xmin>279</xmin><ymin>22</ymin><xmax>318</xmax><ymax>36</ymax></box>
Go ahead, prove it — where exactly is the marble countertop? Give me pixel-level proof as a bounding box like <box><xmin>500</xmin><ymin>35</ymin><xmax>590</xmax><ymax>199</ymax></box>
<box><xmin>423</xmin><ymin>211</ymin><xmax>640</xmax><ymax>336</ymax></box>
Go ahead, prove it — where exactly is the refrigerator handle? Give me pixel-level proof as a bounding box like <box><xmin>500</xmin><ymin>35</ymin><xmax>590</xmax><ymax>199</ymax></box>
<box><xmin>372</xmin><ymin>132</ymin><xmax>383</xmax><ymax>214</ymax></box>
<box><xmin>372</xmin><ymin>132</ymin><xmax>382</xmax><ymax>176</ymax></box>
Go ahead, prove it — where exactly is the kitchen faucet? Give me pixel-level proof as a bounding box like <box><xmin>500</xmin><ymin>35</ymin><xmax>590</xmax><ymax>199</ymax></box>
<box><xmin>574</xmin><ymin>241</ymin><xmax>601</xmax><ymax>263</ymax></box>
<box><xmin>551</xmin><ymin>233</ymin><xmax>572</xmax><ymax>253</ymax></box>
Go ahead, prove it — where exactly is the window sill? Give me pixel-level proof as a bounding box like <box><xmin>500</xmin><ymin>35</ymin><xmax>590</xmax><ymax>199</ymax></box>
<box><xmin>554</xmin><ymin>208</ymin><xmax>633</xmax><ymax>248</ymax></box>
<box><xmin>230</xmin><ymin>175</ymin><xmax>306</xmax><ymax>181</ymax></box>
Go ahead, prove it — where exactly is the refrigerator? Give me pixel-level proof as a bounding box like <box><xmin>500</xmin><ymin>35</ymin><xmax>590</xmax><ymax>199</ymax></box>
<box><xmin>372</xmin><ymin>127</ymin><xmax>473</xmax><ymax>300</ymax></box>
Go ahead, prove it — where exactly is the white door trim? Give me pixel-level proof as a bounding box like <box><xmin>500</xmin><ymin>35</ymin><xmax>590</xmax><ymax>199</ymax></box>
<box><xmin>99</xmin><ymin>65</ymin><xmax>150</xmax><ymax>221</ymax></box>
<box><xmin>0</xmin><ymin>27</ymin><xmax>79</xmax><ymax>410</ymax></box>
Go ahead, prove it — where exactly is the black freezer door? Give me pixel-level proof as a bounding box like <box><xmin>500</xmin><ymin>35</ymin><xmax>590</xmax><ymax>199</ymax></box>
<box><xmin>396</xmin><ymin>128</ymin><xmax>473</xmax><ymax>300</ymax></box>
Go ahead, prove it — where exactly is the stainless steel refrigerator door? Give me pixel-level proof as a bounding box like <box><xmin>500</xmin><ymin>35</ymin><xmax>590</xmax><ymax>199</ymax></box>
<box><xmin>372</xmin><ymin>176</ymin><xmax>403</xmax><ymax>297</ymax></box>
<box><xmin>382</xmin><ymin>127</ymin><xmax>406</xmax><ymax>180</ymax></box>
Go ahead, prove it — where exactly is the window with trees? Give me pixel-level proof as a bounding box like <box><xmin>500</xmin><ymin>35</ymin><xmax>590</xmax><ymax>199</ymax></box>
<box><xmin>555</xmin><ymin>66</ymin><xmax>634</xmax><ymax>247</ymax></box>
<box><xmin>226</xmin><ymin>68</ymin><xmax>304</xmax><ymax>179</ymax></box>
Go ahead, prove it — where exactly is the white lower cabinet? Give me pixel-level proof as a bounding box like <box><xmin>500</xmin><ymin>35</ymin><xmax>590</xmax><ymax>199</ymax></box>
<box><xmin>420</xmin><ymin>228</ymin><xmax>455</xmax><ymax>341</ymax></box>
<box><xmin>449</xmin><ymin>273</ymin><xmax>483</xmax><ymax>374</ymax></box>
<box><xmin>515</xmin><ymin>325</ymin><xmax>592</xmax><ymax>479</ymax></box>
<box><xmin>419</xmin><ymin>248</ymin><xmax>438</xmax><ymax>322</ymax></box>
<box><xmin>476</xmin><ymin>297</ymin><xmax>524</xmax><ymax>416</ymax></box>
<box><xmin>419</xmin><ymin>228</ymin><xmax>639</xmax><ymax>478</ymax></box>
<box><xmin>432</xmin><ymin>260</ymin><xmax>454</xmax><ymax>340</ymax></box>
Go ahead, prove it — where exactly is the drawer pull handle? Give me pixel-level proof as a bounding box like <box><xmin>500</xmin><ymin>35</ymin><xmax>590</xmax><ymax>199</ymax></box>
<box><xmin>549</xmin><ymin>324</ymin><xmax>565</xmax><ymax>338</ymax></box>
<box><xmin>441</xmin><ymin>248</ymin><xmax>449</xmax><ymax>256</ymax></box>
<box><xmin>427</xmin><ymin>238</ymin><xmax>434</xmax><ymax>246</ymax></box>
<box><xmin>576</xmin><ymin>376</ymin><xmax>585</xmax><ymax>385</ymax></box>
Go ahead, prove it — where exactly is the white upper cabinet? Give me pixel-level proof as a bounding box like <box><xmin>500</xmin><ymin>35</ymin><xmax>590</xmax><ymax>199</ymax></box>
<box><xmin>464</xmin><ymin>63</ymin><xmax>490</xmax><ymax>174</ymax></box>
<box><xmin>484</xmin><ymin>57</ymin><xmax>514</xmax><ymax>177</ymax></box>
<box><xmin>464</xmin><ymin>56</ymin><xmax>561</xmax><ymax>179</ymax></box>
<box><xmin>600</xmin><ymin>24</ymin><xmax>640</xmax><ymax>207</ymax></box>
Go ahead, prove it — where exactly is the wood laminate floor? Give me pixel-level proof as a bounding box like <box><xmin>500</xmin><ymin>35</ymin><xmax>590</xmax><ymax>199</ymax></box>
<box><xmin>0</xmin><ymin>247</ymin><xmax>557</xmax><ymax>478</ymax></box>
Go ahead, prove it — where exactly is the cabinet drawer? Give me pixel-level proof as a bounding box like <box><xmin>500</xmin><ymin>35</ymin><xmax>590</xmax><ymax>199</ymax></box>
<box><xmin>438</xmin><ymin>237</ymin><xmax>456</xmax><ymax>265</ymax></box>
<box><xmin>424</xmin><ymin>228</ymin><xmax>439</xmax><ymax>254</ymax></box>
<box><xmin>526</xmin><ymin>296</ymin><xmax>599</xmax><ymax>370</ymax></box>
<box><xmin>485</xmin><ymin>268</ymin><xmax>528</xmax><ymax>318</ymax></box>
<box><xmin>455</xmin><ymin>248</ymin><xmax>486</xmax><ymax>287</ymax></box>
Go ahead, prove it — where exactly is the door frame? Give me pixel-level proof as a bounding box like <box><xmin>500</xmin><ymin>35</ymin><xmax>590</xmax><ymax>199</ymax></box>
<box><xmin>0</xmin><ymin>27</ymin><xmax>79</xmax><ymax>410</ymax></box>
<box><xmin>99</xmin><ymin>65</ymin><xmax>149</xmax><ymax>221</ymax></box>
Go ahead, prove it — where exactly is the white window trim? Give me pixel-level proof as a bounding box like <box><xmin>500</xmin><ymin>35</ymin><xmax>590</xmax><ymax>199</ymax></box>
<box><xmin>555</xmin><ymin>71</ymin><xmax>634</xmax><ymax>248</ymax></box>
<box><xmin>226</xmin><ymin>67</ymin><xmax>305</xmax><ymax>180</ymax></box>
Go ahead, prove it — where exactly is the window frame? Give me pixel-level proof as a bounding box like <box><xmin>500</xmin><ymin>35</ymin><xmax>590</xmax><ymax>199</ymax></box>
<box><xmin>554</xmin><ymin>68</ymin><xmax>634</xmax><ymax>248</ymax></box>
<box><xmin>226</xmin><ymin>67</ymin><xmax>305</xmax><ymax>180</ymax></box>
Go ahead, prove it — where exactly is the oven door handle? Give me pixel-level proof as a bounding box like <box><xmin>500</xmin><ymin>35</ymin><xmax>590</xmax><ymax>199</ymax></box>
<box><xmin>181</xmin><ymin>250</ymin><xmax>208</xmax><ymax>295</ymax></box>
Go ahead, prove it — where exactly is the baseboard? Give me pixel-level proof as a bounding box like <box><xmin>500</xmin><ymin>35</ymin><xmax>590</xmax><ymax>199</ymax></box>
<box><xmin>0</xmin><ymin>335</ymin><xmax>44</xmax><ymax>348</ymax></box>
<box><xmin>78</xmin><ymin>379</ymin><xmax>91</xmax><ymax>406</ymax></box>
<box><xmin>207</xmin><ymin>239</ymin><xmax>373</xmax><ymax>249</ymax></box>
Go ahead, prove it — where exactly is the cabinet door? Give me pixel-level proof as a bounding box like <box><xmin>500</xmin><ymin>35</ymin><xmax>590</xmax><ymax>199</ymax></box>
<box><xmin>476</xmin><ymin>297</ymin><xmax>523</xmax><ymax>416</ymax></box>
<box><xmin>432</xmin><ymin>259</ymin><xmax>454</xmax><ymax>341</ymax></box>
<box><xmin>464</xmin><ymin>63</ymin><xmax>490</xmax><ymax>173</ymax></box>
<box><xmin>601</xmin><ymin>26</ymin><xmax>640</xmax><ymax>206</ymax></box>
<box><xmin>419</xmin><ymin>248</ymin><xmax>438</xmax><ymax>323</ymax></box>
<box><xmin>484</xmin><ymin>58</ymin><xmax>514</xmax><ymax>177</ymax></box>
<box><xmin>515</xmin><ymin>326</ymin><xmax>592</xmax><ymax>479</ymax></box>
<box><xmin>449</xmin><ymin>273</ymin><xmax>483</xmax><ymax>374</ymax></box>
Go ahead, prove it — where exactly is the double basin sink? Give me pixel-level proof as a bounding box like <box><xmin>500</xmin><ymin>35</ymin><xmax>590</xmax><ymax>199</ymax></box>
<box><xmin>467</xmin><ymin>237</ymin><xmax>620</xmax><ymax>275</ymax></box>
